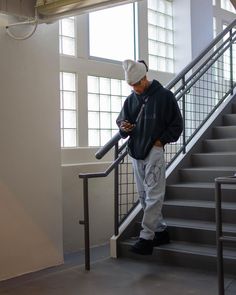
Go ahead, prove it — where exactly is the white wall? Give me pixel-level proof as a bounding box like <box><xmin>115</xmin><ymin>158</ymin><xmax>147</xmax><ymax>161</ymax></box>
<box><xmin>174</xmin><ymin>0</ymin><xmax>213</xmax><ymax>73</ymax></box>
<box><xmin>0</xmin><ymin>16</ymin><xmax>63</xmax><ymax>280</ymax></box>
<box><xmin>62</xmin><ymin>162</ymin><xmax>114</xmax><ymax>253</ymax></box>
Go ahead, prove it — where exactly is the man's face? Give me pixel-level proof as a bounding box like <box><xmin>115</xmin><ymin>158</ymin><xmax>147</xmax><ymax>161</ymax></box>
<box><xmin>130</xmin><ymin>78</ymin><xmax>146</xmax><ymax>95</ymax></box>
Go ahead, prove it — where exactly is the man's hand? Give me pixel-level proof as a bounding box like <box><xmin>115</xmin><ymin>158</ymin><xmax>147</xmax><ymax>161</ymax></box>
<box><xmin>120</xmin><ymin>120</ymin><xmax>135</xmax><ymax>133</ymax></box>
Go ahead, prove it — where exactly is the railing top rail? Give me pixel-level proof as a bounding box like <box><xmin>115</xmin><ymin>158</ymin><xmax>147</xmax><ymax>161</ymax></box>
<box><xmin>165</xmin><ymin>18</ymin><xmax>236</xmax><ymax>90</ymax></box>
<box><xmin>95</xmin><ymin>132</ymin><xmax>122</xmax><ymax>160</ymax></box>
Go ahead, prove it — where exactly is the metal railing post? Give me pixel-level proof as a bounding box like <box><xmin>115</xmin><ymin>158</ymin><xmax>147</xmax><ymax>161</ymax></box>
<box><xmin>79</xmin><ymin>177</ymin><xmax>90</xmax><ymax>270</ymax></box>
<box><xmin>229</xmin><ymin>29</ymin><xmax>234</xmax><ymax>95</ymax></box>
<box><xmin>114</xmin><ymin>143</ymin><xmax>119</xmax><ymax>236</ymax></box>
<box><xmin>182</xmin><ymin>76</ymin><xmax>186</xmax><ymax>154</ymax></box>
<box><xmin>215</xmin><ymin>180</ymin><xmax>224</xmax><ymax>295</ymax></box>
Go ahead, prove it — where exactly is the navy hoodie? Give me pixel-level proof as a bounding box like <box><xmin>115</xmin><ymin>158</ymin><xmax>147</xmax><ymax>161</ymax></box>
<box><xmin>116</xmin><ymin>80</ymin><xmax>183</xmax><ymax>160</ymax></box>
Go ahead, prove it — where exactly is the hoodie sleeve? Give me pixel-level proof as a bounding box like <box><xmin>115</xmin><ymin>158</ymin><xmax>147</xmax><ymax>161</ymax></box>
<box><xmin>116</xmin><ymin>99</ymin><xmax>131</xmax><ymax>139</ymax></box>
<box><xmin>159</xmin><ymin>92</ymin><xmax>183</xmax><ymax>146</ymax></box>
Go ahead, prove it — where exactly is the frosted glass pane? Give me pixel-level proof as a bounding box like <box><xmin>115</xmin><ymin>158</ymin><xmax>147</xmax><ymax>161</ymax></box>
<box><xmin>101</xmin><ymin>130</ymin><xmax>112</xmax><ymax>146</ymax></box>
<box><xmin>63</xmin><ymin>110</ymin><xmax>76</xmax><ymax>128</ymax></box>
<box><xmin>166</xmin><ymin>59</ymin><xmax>174</xmax><ymax>73</ymax></box>
<box><xmin>61</xmin><ymin>36</ymin><xmax>75</xmax><ymax>56</ymax></box>
<box><xmin>159</xmin><ymin>42</ymin><xmax>166</xmax><ymax>57</ymax></box>
<box><xmin>149</xmin><ymin>55</ymin><xmax>158</xmax><ymax>70</ymax></box>
<box><xmin>111</xmin><ymin>96</ymin><xmax>122</xmax><ymax>112</ymax></box>
<box><xmin>100</xmin><ymin>95</ymin><xmax>110</xmax><ymax>111</ymax></box>
<box><xmin>60</xmin><ymin>92</ymin><xmax>63</xmax><ymax>109</ymax></box>
<box><xmin>63</xmin><ymin>91</ymin><xmax>76</xmax><ymax>109</ymax></box>
<box><xmin>166</xmin><ymin>1</ymin><xmax>172</xmax><ymax>15</ymax></box>
<box><xmin>148</xmin><ymin>25</ymin><xmax>157</xmax><ymax>40</ymax></box>
<box><xmin>89</xmin><ymin>4</ymin><xmax>135</xmax><ymax>61</ymax></box>
<box><xmin>111</xmin><ymin>79</ymin><xmax>121</xmax><ymax>95</ymax></box>
<box><xmin>88</xmin><ymin>76</ymin><xmax>99</xmax><ymax>93</ymax></box>
<box><xmin>100</xmin><ymin>112</ymin><xmax>111</xmax><ymax>128</ymax></box>
<box><xmin>121</xmin><ymin>81</ymin><xmax>131</xmax><ymax>96</ymax></box>
<box><xmin>112</xmin><ymin>113</ymin><xmax>119</xmax><ymax>129</ymax></box>
<box><xmin>62</xmin><ymin>72</ymin><xmax>76</xmax><ymax>91</ymax></box>
<box><xmin>88</xmin><ymin>93</ymin><xmax>99</xmax><ymax>111</ymax></box>
<box><xmin>157</xmin><ymin>57</ymin><xmax>166</xmax><ymax>72</ymax></box>
<box><xmin>158</xmin><ymin>0</ymin><xmax>165</xmax><ymax>14</ymax></box>
<box><xmin>157</xmin><ymin>27</ymin><xmax>165</xmax><ymax>42</ymax></box>
<box><xmin>63</xmin><ymin>129</ymin><xmax>76</xmax><ymax>147</ymax></box>
<box><xmin>100</xmin><ymin>78</ymin><xmax>110</xmax><ymax>94</ymax></box>
<box><xmin>167</xmin><ymin>45</ymin><xmax>174</xmax><ymax>58</ymax></box>
<box><xmin>148</xmin><ymin>10</ymin><xmax>157</xmax><ymax>26</ymax></box>
<box><xmin>88</xmin><ymin>112</ymin><xmax>99</xmax><ymax>128</ymax></box>
<box><xmin>89</xmin><ymin>130</ymin><xmax>100</xmax><ymax>146</ymax></box>
<box><xmin>166</xmin><ymin>16</ymin><xmax>173</xmax><ymax>30</ymax></box>
<box><xmin>148</xmin><ymin>0</ymin><xmax>157</xmax><ymax>10</ymax></box>
<box><xmin>149</xmin><ymin>40</ymin><xmax>157</xmax><ymax>55</ymax></box>
<box><xmin>61</xmin><ymin>18</ymin><xmax>75</xmax><ymax>37</ymax></box>
<box><xmin>157</xmin><ymin>13</ymin><xmax>165</xmax><ymax>28</ymax></box>
<box><xmin>166</xmin><ymin>31</ymin><xmax>173</xmax><ymax>44</ymax></box>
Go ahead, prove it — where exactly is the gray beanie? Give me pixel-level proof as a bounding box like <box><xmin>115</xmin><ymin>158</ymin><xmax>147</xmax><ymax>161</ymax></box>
<box><xmin>123</xmin><ymin>59</ymin><xmax>147</xmax><ymax>85</ymax></box>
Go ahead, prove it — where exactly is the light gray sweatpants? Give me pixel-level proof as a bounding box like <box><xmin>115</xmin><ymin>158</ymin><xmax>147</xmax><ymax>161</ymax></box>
<box><xmin>131</xmin><ymin>146</ymin><xmax>167</xmax><ymax>240</ymax></box>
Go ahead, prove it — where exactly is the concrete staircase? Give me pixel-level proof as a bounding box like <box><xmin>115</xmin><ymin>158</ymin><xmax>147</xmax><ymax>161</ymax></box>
<box><xmin>118</xmin><ymin>102</ymin><xmax>236</xmax><ymax>274</ymax></box>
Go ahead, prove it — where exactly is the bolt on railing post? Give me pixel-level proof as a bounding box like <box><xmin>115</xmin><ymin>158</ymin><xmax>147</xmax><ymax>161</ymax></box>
<box><xmin>182</xmin><ymin>77</ymin><xmax>186</xmax><ymax>154</ymax></box>
<box><xmin>215</xmin><ymin>181</ymin><xmax>224</xmax><ymax>295</ymax></box>
<box><xmin>80</xmin><ymin>177</ymin><xmax>90</xmax><ymax>271</ymax></box>
<box><xmin>229</xmin><ymin>29</ymin><xmax>234</xmax><ymax>95</ymax></box>
<box><xmin>114</xmin><ymin>142</ymin><xmax>119</xmax><ymax>236</ymax></box>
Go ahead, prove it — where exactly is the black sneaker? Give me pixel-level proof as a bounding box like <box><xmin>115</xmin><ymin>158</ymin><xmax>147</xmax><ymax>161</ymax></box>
<box><xmin>131</xmin><ymin>238</ymin><xmax>153</xmax><ymax>255</ymax></box>
<box><xmin>153</xmin><ymin>229</ymin><xmax>170</xmax><ymax>247</ymax></box>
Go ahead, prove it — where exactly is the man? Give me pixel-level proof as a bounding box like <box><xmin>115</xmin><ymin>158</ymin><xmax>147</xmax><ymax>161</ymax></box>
<box><xmin>116</xmin><ymin>59</ymin><xmax>183</xmax><ymax>255</ymax></box>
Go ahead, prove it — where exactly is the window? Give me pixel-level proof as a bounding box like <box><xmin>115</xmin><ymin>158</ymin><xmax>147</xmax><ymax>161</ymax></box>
<box><xmin>148</xmin><ymin>0</ymin><xmax>174</xmax><ymax>73</ymax></box>
<box><xmin>60</xmin><ymin>72</ymin><xmax>77</xmax><ymax>147</ymax></box>
<box><xmin>89</xmin><ymin>4</ymin><xmax>137</xmax><ymax>61</ymax></box>
<box><xmin>59</xmin><ymin>17</ymin><xmax>76</xmax><ymax>56</ymax></box>
<box><xmin>87</xmin><ymin>76</ymin><xmax>130</xmax><ymax>146</ymax></box>
<box><xmin>221</xmin><ymin>0</ymin><xmax>236</xmax><ymax>13</ymax></box>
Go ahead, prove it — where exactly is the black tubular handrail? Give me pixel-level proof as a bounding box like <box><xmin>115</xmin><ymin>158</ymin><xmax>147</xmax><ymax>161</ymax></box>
<box><xmin>95</xmin><ymin>132</ymin><xmax>122</xmax><ymax>159</ymax></box>
<box><xmin>215</xmin><ymin>176</ymin><xmax>236</xmax><ymax>295</ymax></box>
<box><xmin>79</xmin><ymin>19</ymin><xmax>236</xmax><ymax>271</ymax></box>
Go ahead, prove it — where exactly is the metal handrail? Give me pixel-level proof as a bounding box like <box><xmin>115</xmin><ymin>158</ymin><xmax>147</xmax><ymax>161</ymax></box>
<box><xmin>79</xmin><ymin>20</ymin><xmax>236</xmax><ymax>271</ymax></box>
<box><xmin>79</xmin><ymin>145</ymin><xmax>128</xmax><ymax>270</ymax></box>
<box><xmin>215</xmin><ymin>176</ymin><xmax>236</xmax><ymax>295</ymax></box>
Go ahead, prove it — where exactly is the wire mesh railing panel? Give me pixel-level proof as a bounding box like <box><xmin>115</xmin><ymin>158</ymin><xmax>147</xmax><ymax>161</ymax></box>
<box><xmin>165</xmin><ymin>34</ymin><xmax>236</xmax><ymax>167</ymax></box>
<box><xmin>118</xmin><ymin>153</ymin><xmax>138</xmax><ymax>224</ymax></box>
<box><xmin>117</xmin><ymin>26</ymin><xmax>236</xmax><ymax>223</ymax></box>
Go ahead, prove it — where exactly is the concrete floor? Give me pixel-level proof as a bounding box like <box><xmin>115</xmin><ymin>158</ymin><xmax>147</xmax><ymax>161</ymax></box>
<box><xmin>0</xmin><ymin>244</ymin><xmax>235</xmax><ymax>295</ymax></box>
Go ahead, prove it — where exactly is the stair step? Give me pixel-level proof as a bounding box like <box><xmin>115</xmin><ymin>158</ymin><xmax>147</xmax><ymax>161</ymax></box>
<box><xmin>203</xmin><ymin>138</ymin><xmax>236</xmax><ymax>152</ymax></box>
<box><xmin>223</xmin><ymin>113</ymin><xmax>236</xmax><ymax>125</ymax></box>
<box><xmin>166</xmin><ymin>182</ymin><xmax>236</xmax><ymax>202</ymax></box>
<box><xmin>179</xmin><ymin>166</ymin><xmax>236</xmax><ymax>182</ymax></box>
<box><xmin>131</xmin><ymin>218</ymin><xmax>236</xmax><ymax>246</ymax></box>
<box><xmin>119</xmin><ymin>240</ymin><xmax>236</xmax><ymax>274</ymax></box>
<box><xmin>213</xmin><ymin>126</ymin><xmax>236</xmax><ymax>139</ymax></box>
<box><xmin>163</xmin><ymin>199</ymin><xmax>236</xmax><ymax>223</ymax></box>
<box><xmin>191</xmin><ymin>152</ymin><xmax>236</xmax><ymax>166</ymax></box>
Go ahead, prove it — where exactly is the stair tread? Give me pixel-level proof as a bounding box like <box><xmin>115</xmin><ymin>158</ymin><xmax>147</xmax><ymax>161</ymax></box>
<box><xmin>193</xmin><ymin>152</ymin><xmax>236</xmax><ymax>155</ymax></box>
<box><xmin>205</xmin><ymin>138</ymin><xmax>236</xmax><ymax>142</ymax></box>
<box><xmin>167</xmin><ymin>182</ymin><xmax>236</xmax><ymax>189</ymax></box>
<box><xmin>164</xmin><ymin>199</ymin><xmax>236</xmax><ymax>210</ymax></box>
<box><xmin>180</xmin><ymin>166</ymin><xmax>236</xmax><ymax>171</ymax></box>
<box><xmin>135</xmin><ymin>217</ymin><xmax>236</xmax><ymax>232</ymax></box>
<box><xmin>122</xmin><ymin>240</ymin><xmax>236</xmax><ymax>258</ymax></box>
<box><xmin>165</xmin><ymin>217</ymin><xmax>236</xmax><ymax>232</ymax></box>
